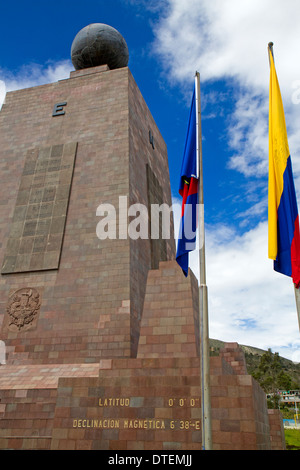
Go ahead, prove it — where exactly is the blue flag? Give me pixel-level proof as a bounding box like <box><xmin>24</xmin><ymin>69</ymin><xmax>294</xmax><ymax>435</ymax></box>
<box><xmin>176</xmin><ymin>86</ymin><xmax>199</xmax><ymax>276</ymax></box>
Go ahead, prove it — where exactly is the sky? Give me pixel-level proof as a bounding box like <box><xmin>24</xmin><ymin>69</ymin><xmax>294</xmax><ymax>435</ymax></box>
<box><xmin>1</xmin><ymin>0</ymin><xmax>300</xmax><ymax>362</ymax></box>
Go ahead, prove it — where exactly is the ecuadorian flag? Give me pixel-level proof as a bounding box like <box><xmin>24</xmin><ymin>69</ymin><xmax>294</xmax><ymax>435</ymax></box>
<box><xmin>176</xmin><ymin>85</ymin><xmax>199</xmax><ymax>276</ymax></box>
<box><xmin>268</xmin><ymin>44</ymin><xmax>300</xmax><ymax>287</ymax></box>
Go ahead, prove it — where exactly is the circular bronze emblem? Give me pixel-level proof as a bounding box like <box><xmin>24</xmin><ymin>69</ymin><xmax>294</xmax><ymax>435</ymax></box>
<box><xmin>6</xmin><ymin>288</ymin><xmax>41</xmax><ymax>332</ymax></box>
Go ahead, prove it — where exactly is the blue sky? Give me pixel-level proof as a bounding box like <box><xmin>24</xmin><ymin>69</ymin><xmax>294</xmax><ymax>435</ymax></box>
<box><xmin>1</xmin><ymin>0</ymin><xmax>300</xmax><ymax>361</ymax></box>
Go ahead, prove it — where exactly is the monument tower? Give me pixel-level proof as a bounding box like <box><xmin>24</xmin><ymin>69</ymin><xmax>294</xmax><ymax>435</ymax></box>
<box><xmin>0</xmin><ymin>23</ymin><xmax>175</xmax><ymax>362</ymax></box>
<box><xmin>0</xmin><ymin>24</ymin><xmax>285</xmax><ymax>451</ymax></box>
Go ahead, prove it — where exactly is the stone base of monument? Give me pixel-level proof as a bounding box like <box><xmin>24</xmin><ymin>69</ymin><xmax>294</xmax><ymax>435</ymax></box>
<box><xmin>0</xmin><ymin>261</ymin><xmax>286</xmax><ymax>450</ymax></box>
<box><xmin>0</xmin><ymin>353</ymin><xmax>285</xmax><ymax>451</ymax></box>
<box><xmin>49</xmin><ymin>355</ymin><xmax>267</xmax><ymax>450</ymax></box>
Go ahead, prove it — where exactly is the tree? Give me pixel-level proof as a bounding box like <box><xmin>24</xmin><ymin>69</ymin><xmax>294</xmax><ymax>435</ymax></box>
<box><xmin>252</xmin><ymin>349</ymin><xmax>284</xmax><ymax>394</ymax></box>
<box><xmin>277</xmin><ymin>371</ymin><xmax>292</xmax><ymax>391</ymax></box>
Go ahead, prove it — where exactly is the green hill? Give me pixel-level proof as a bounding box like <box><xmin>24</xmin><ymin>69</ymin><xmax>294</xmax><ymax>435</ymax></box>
<box><xmin>210</xmin><ymin>339</ymin><xmax>300</xmax><ymax>395</ymax></box>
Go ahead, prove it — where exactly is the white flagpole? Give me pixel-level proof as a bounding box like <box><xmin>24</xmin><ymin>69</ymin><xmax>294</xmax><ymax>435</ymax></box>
<box><xmin>294</xmin><ymin>286</ymin><xmax>300</xmax><ymax>331</ymax></box>
<box><xmin>195</xmin><ymin>71</ymin><xmax>212</xmax><ymax>450</ymax></box>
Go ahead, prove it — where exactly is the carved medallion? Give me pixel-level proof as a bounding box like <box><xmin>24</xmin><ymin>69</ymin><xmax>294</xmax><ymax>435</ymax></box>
<box><xmin>6</xmin><ymin>288</ymin><xmax>41</xmax><ymax>332</ymax></box>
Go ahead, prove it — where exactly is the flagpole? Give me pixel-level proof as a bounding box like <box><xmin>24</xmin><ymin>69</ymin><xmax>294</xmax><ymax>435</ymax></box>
<box><xmin>294</xmin><ymin>287</ymin><xmax>300</xmax><ymax>331</ymax></box>
<box><xmin>195</xmin><ymin>71</ymin><xmax>212</xmax><ymax>450</ymax></box>
<box><xmin>268</xmin><ymin>42</ymin><xmax>274</xmax><ymax>64</ymax></box>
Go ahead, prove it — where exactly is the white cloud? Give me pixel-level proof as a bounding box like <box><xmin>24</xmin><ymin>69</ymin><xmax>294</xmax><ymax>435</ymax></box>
<box><xmin>173</xmin><ymin>198</ymin><xmax>300</xmax><ymax>361</ymax></box>
<box><xmin>153</xmin><ymin>0</ymin><xmax>300</xmax><ymax>89</ymax></box>
<box><xmin>227</xmin><ymin>92</ymin><xmax>269</xmax><ymax>177</ymax></box>
<box><xmin>202</xmin><ymin>221</ymin><xmax>299</xmax><ymax>360</ymax></box>
<box><xmin>153</xmin><ymin>0</ymin><xmax>300</xmax><ymax>178</ymax></box>
<box><xmin>0</xmin><ymin>60</ymin><xmax>72</xmax><ymax>97</ymax></box>
<box><xmin>0</xmin><ymin>59</ymin><xmax>72</xmax><ymax>112</ymax></box>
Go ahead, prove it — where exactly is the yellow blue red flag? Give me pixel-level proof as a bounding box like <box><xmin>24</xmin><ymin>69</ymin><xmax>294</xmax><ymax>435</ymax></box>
<box><xmin>268</xmin><ymin>44</ymin><xmax>300</xmax><ymax>287</ymax></box>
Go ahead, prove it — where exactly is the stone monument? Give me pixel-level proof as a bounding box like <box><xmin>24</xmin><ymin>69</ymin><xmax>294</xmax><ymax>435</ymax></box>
<box><xmin>0</xmin><ymin>24</ymin><xmax>285</xmax><ymax>451</ymax></box>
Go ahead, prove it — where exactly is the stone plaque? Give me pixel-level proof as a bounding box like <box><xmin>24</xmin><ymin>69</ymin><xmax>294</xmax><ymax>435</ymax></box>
<box><xmin>4</xmin><ymin>287</ymin><xmax>41</xmax><ymax>332</ymax></box>
<box><xmin>1</xmin><ymin>143</ymin><xmax>77</xmax><ymax>273</ymax></box>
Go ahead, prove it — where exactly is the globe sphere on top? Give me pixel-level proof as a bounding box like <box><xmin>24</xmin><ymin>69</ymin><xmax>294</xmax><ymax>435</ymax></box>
<box><xmin>71</xmin><ymin>23</ymin><xmax>129</xmax><ymax>71</ymax></box>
